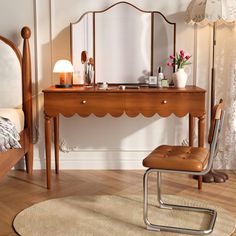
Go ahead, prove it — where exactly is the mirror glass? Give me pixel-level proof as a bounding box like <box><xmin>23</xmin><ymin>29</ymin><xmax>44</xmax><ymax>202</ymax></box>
<box><xmin>71</xmin><ymin>2</ymin><xmax>175</xmax><ymax>85</ymax></box>
<box><xmin>95</xmin><ymin>4</ymin><xmax>151</xmax><ymax>84</ymax></box>
<box><xmin>71</xmin><ymin>13</ymin><xmax>93</xmax><ymax>84</ymax></box>
<box><xmin>153</xmin><ymin>13</ymin><xmax>175</xmax><ymax>80</ymax></box>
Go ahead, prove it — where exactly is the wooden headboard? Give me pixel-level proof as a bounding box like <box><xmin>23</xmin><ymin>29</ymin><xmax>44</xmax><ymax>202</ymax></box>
<box><xmin>0</xmin><ymin>27</ymin><xmax>32</xmax><ymax>132</ymax></box>
<box><xmin>0</xmin><ymin>26</ymin><xmax>33</xmax><ymax>178</ymax></box>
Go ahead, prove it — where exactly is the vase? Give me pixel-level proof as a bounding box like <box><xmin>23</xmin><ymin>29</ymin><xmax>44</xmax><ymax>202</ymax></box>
<box><xmin>173</xmin><ymin>68</ymin><xmax>188</xmax><ymax>88</ymax></box>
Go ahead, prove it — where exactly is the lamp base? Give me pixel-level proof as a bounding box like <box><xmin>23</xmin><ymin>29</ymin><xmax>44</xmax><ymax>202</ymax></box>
<box><xmin>55</xmin><ymin>84</ymin><xmax>72</xmax><ymax>88</ymax></box>
<box><xmin>202</xmin><ymin>170</ymin><xmax>229</xmax><ymax>183</ymax></box>
<box><xmin>194</xmin><ymin>170</ymin><xmax>228</xmax><ymax>183</ymax></box>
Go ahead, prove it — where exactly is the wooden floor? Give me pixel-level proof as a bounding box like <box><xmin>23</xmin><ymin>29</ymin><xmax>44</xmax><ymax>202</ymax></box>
<box><xmin>0</xmin><ymin>170</ymin><xmax>235</xmax><ymax>236</ymax></box>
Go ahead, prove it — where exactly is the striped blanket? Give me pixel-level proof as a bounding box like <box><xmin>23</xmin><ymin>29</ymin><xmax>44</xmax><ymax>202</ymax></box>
<box><xmin>0</xmin><ymin>116</ymin><xmax>21</xmax><ymax>152</ymax></box>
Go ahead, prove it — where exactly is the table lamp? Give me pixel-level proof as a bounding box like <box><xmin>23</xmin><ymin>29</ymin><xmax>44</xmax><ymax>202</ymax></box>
<box><xmin>53</xmin><ymin>59</ymin><xmax>74</xmax><ymax>88</ymax></box>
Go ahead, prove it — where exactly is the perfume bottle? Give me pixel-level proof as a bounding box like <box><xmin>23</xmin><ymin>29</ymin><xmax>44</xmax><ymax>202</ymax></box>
<box><xmin>157</xmin><ymin>67</ymin><xmax>163</xmax><ymax>87</ymax></box>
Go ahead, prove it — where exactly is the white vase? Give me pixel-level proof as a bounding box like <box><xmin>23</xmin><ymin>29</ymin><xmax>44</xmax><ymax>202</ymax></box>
<box><xmin>173</xmin><ymin>68</ymin><xmax>188</xmax><ymax>88</ymax></box>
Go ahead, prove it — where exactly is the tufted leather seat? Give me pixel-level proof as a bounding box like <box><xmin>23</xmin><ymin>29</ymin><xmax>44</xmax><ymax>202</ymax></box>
<box><xmin>143</xmin><ymin>145</ymin><xmax>209</xmax><ymax>172</ymax></box>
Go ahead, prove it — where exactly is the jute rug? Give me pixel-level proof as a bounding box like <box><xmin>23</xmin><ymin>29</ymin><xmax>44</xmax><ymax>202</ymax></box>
<box><xmin>13</xmin><ymin>195</ymin><xmax>235</xmax><ymax>236</ymax></box>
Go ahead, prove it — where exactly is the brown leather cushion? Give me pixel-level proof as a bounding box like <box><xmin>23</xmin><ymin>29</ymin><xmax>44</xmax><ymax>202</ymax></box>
<box><xmin>143</xmin><ymin>145</ymin><xmax>209</xmax><ymax>172</ymax></box>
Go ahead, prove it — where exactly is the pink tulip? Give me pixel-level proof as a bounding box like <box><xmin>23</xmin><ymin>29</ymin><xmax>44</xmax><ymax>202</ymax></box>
<box><xmin>185</xmin><ymin>55</ymin><xmax>190</xmax><ymax>60</ymax></box>
<box><xmin>180</xmin><ymin>50</ymin><xmax>185</xmax><ymax>59</ymax></box>
<box><xmin>167</xmin><ymin>51</ymin><xmax>191</xmax><ymax>68</ymax></box>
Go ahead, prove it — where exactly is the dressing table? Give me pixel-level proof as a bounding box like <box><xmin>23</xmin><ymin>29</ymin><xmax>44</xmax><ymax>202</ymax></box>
<box><xmin>44</xmin><ymin>2</ymin><xmax>206</xmax><ymax>189</ymax></box>
<box><xmin>43</xmin><ymin>85</ymin><xmax>206</xmax><ymax>189</ymax></box>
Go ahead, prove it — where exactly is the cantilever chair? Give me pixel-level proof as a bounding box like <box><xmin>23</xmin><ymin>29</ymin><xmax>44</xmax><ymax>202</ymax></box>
<box><xmin>142</xmin><ymin>100</ymin><xmax>225</xmax><ymax>235</ymax></box>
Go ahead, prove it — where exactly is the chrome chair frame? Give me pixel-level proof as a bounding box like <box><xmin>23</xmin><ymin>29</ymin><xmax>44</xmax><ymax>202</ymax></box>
<box><xmin>143</xmin><ymin>109</ymin><xmax>225</xmax><ymax>235</ymax></box>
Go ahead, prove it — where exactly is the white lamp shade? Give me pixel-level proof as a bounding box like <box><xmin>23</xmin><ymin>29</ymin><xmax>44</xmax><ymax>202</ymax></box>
<box><xmin>185</xmin><ymin>0</ymin><xmax>236</xmax><ymax>25</ymax></box>
<box><xmin>53</xmin><ymin>60</ymin><xmax>74</xmax><ymax>73</ymax></box>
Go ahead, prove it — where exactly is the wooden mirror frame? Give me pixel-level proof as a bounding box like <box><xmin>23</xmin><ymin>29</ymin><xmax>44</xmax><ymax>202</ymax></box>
<box><xmin>70</xmin><ymin>1</ymin><xmax>176</xmax><ymax>85</ymax></box>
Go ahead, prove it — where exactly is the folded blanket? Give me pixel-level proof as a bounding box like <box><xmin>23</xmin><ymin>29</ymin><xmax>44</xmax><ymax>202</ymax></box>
<box><xmin>0</xmin><ymin>116</ymin><xmax>21</xmax><ymax>152</ymax></box>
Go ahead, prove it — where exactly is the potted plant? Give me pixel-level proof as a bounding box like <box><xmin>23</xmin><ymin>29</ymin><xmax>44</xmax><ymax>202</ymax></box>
<box><xmin>167</xmin><ymin>50</ymin><xmax>191</xmax><ymax>88</ymax></box>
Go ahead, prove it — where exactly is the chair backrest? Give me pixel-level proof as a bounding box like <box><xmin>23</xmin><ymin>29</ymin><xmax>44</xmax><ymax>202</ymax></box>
<box><xmin>207</xmin><ymin>99</ymin><xmax>225</xmax><ymax>167</ymax></box>
<box><xmin>208</xmin><ymin>99</ymin><xmax>224</xmax><ymax>144</ymax></box>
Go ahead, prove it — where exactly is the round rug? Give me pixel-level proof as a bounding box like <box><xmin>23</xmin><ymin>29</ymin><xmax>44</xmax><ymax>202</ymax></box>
<box><xmin>13</xmin><ymin>195</ymin><xmax>235</xmax><ymax>236</ymax></box>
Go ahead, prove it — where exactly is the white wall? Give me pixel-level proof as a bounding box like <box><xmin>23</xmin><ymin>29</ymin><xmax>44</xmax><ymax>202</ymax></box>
<box><xmin>0</xmin><ymin>0</ymin><xmax>36</xmax><ymax>96</ymax></box>
<box><xmin>1</xmin><ymin>0</ymin><xmax>215</xmax><ymax>169</ymax></box>
<box><xmin>0</xmin><ymin>0</ymin><xmax>35</xmax><ymax>43</ymax></box>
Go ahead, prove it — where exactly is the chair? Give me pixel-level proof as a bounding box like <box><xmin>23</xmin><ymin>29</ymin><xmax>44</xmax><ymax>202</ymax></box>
<box><xmin>142</xmin><ymin>99</ymin><xmax>225</xmax><ymax>235</ymax></box>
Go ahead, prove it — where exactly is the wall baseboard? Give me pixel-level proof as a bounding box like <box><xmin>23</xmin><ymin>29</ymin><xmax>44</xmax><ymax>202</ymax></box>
<box><xmin>33</xmin><ymin>160</ymin><xmax>145</xmax><ymax>170</ymax></box>
<box><xmin>32</xmin><ymin>150</ymin><xmax>149</xmax><ymax>170</ymax></box>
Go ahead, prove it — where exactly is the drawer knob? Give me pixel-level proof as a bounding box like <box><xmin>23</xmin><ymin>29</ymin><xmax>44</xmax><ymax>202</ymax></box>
<box><xmin>81</xmin><ymin>100</ymin><xmax>87</xmax><ymax>104</ymax></box>
<box><xmin>162</xmin><ymin>100</ymin><xmax>167</xmax><ymax>104</ymax></box>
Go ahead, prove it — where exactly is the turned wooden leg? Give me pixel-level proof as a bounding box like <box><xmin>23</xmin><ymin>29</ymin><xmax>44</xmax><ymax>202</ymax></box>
<box><xmin>198</xmin><ymin>176</ymin><xmax>203</xmax><ymax>190</ymax></box>
<box><xmin>198</xmin><ymin>114</ymin><xmax>205</xmax><ymax>190</ymax></box>
<box><xmin>189</xmin><ymin>114</ymin><xmax>194</xmax><ymax>147</ymax></box>
<box><xmin>54</xmin><ymin>115</ymin><xmax>59</xmax><ymax>174</ymax></box>
<box><xmin>189</xmin><ymin>115</ymin><xmax>202</xmax><ymax>189</ymax></box>
<box><xmin>25</xmin><ymin>116</ymin><xmax>34</xmax><ymax>174</ymax></box>
<box><xmin>45</xmin><ymin>115</ymin><xmax>51</xmax><ymax>189</ymax></box>
<box><xmin>25</xmin><ymin>140</ymin><xmax>33</xmax><ymax>174</ymax></box>
<box><xmin>198</xmin><ymin>114</ymin><xmax>205</xmax><ymax>148</ymax></box>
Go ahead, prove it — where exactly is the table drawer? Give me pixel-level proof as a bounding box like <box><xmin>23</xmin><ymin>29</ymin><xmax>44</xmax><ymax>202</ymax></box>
<box><xmin>44</xmin><ymin>92</ymin><xmax>125</xmax><ymax>117</ymax></box>
<box><xmin>125</xmin><ymin>92</ymin><xmax>205</xmax><ymax>117</ymax></box>
<box><xmin>76</xmin><ymin>93</ymin><xmax>125</xmax><ymax>117</ymax></box>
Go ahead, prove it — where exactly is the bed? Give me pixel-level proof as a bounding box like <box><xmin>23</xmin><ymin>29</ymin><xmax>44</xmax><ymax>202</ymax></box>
<box><xmin>0</xmin><ymin>26</ymin><xmax>33</xmax><ymax>180</ymax></box>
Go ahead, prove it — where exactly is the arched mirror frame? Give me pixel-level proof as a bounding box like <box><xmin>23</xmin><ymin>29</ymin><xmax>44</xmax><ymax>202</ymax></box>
<box><xmin>70</xmin><ymin>1</ymin><xmax>176</xmax><ymax>85</ymax></box>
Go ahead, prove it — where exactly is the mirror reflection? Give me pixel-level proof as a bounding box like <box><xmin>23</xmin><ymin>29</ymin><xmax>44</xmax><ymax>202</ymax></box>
<box><xmin>71</xmin><ymin>12</ymin><xmax>94</xmax><ymax>84</ymax></box>
<box><xmin>95</xmin><ymin>4</ymin><xmax>151</xmax><ymax>84</ymax></box>
<box><xmin>71</xmin><ymin>2</ymin><xmax>176</xmax><ymax>85</ymax></box>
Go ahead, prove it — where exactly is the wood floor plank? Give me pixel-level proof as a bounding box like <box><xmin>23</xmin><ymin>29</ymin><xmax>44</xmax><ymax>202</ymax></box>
<box><xmin>0</xmin><ymin>170</ymin><xmax>235</xmax><ymax>236</ymax></box>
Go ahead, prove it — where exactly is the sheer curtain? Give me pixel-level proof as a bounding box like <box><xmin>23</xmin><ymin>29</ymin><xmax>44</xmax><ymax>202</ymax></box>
<box><xmin>215</xmin><ymin>24</ymin><xmax>236</xmax><ymax>169</ymax></box>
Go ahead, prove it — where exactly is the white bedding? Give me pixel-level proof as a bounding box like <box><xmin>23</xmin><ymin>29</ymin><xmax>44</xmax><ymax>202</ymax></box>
<box><xmin>0</xmin><ymin>108</ymin><xmax>24</xmax><ymax>132</ymax></box>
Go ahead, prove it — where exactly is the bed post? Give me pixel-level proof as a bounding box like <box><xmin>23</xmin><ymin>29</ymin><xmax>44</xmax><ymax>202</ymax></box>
<box><xmin>21</xmin><ymin>26</ymin><xmax>33</xmax><ymax>174</ymax></box>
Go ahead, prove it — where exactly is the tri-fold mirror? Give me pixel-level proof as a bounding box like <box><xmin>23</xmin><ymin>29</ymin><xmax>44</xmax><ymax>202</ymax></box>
<box><xmin>70</xmin><ymin>1</ymin><xmax>176</xmax><ymax>85</ymax></box>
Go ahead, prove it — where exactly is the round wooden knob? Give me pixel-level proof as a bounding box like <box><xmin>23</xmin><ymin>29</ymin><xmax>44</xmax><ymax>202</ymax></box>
<box><xmin>81</xmin><ymin>100</ymin><xmax>86</xmax><ymax>104</ymax></box>
<box><xmin>162</xmin><ymin>100</ymin><xmax>167</xmax><ymax>104</ymax></box>
<box><xmin>21</xmin><ymin>26</ymin><xmax>31</xmax><ymax>39</ymax></box>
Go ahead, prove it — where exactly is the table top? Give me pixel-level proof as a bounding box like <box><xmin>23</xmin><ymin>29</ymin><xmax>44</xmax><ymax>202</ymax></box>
<box><xmin>43</xmin><ymin>85</ymin><xmax>206</xmax><ymax>94</ymax></box>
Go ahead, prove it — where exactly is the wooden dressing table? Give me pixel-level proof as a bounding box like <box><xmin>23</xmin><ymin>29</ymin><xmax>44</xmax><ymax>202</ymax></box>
<box><xmin>43</xmin><ymin>85</ymin><xmax>206</xmax><ymax>189</ymax></box>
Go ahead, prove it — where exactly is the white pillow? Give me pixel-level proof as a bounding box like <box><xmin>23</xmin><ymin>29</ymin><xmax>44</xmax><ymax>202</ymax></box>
<box><xmin>0</xmin><ymin>41</ymin><xmax>22</xmax><ymax>108</ymax></box>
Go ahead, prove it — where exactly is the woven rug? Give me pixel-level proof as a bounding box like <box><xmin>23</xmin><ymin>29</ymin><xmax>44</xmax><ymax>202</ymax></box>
<box><xmin>13</xmin><ymin>195</ymin><xmax>235</xmax><ymax>236</ymax></box>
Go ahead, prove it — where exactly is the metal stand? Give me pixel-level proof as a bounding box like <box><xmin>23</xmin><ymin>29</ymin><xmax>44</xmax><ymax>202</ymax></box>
<box><xmin>203</xmin><ymin>23</ymin><xmax>228</xmax><ymax>184</ymax></box>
